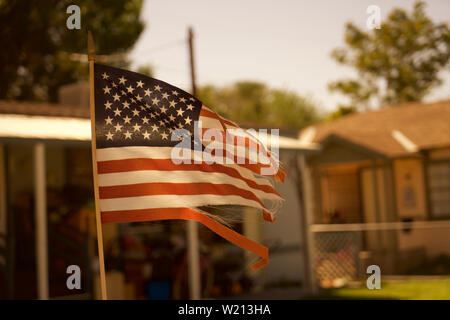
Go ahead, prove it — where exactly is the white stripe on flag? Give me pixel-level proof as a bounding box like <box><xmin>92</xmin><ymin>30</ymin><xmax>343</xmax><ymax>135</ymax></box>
<box><xmin>98</xmin><ymin>170</ymin><xmax>282</xmax><ymax>201</ymax></box>
<box><xmin>100</xmin><ymin>194</ymin><xmax>265</xmax><ymax>212</ymax></box>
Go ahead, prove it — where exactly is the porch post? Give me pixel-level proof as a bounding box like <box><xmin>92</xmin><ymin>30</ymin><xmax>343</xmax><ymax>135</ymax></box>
<box><xmin>0</xmin><ymin>144</ymin><xmax>6</xmax><ymax>237</ymax></box>
<box><xmin>0</xmin><ymin>144</ymin><xmax>6</xmax><ymax>277</ymax></box>
<box><xmin>298</xmin><ymin>153</ymin><xmax>318</xmax><ymax>296</ymax></box>
<box><xmin>33</xmin><ymin>142</ymin><xmax>49</xmax><ymax>300</ymax></box>
<box><xmin>371</xmin><ymin>162</ymin><xmax>383</xmax><ymax>249</ymax></box>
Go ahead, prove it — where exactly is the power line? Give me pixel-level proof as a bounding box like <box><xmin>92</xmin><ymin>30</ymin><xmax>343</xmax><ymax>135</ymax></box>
<box><xmin>134</xmin><ymin>38</ymin><xmax>186</xmax><ymax>55</ymax></box>
<box><xmin>63</xmin><ymin>38</ymin><xmax>186</xmax><ymax>63</ymax></box>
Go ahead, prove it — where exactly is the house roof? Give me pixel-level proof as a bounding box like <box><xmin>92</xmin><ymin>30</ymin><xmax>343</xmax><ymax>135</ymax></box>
<box><xmin>0</xmin><ymin>100</ymin><xmax>90</xmax><ymax>118</ymax></box>
<box><xmin>299</xmin><ymin>99</ymin><xmax>450</xmax><ymax>157</ymax></box>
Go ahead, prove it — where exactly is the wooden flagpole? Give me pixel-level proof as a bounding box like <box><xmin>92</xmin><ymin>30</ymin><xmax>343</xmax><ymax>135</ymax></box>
<box><xmin>87</xmin><ymin>31</ymin><xmax>108</xmax><ymax>300</ymax></box>
<box><xmin>186</xmin><ymin>26</ymin><xmax>201</xmax><ymax>300</ymax></box>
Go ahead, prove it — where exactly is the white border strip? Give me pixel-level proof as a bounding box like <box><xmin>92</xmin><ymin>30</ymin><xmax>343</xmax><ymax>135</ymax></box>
<box><xmin>392</xmin><ymin>129</ymin><xmax>418</xmax><ymax>152</ymax></box>
<box><xmin>0</xmin><ymin>114</ymin><xmax>91</xmax><ymax>141</ymax></box>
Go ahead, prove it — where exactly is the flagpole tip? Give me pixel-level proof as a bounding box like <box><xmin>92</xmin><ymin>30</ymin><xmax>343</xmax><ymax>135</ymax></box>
<box><xmin>87</xmin><ymin>31</ymin><xmax>95</xmax><ymax>61</ymax></box>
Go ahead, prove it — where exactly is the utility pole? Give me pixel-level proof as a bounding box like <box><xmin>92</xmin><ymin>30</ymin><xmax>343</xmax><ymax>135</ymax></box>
<box><xmin>188</xmin><ymin>27</ymin><xmax>197</xmax><ymax>96</ymax></box>
<box><xmin>186</xmin><ymin>26</ymin><xmax>201</xmax><ymax>300</ymax></box>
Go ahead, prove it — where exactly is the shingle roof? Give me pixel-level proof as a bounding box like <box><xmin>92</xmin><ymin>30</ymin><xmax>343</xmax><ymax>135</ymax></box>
<box><xmin>0</xmin><ymin>100</ymin><xmax>90</xmax><ymax>118</ymax></box>
<box><xmin>299</xmin><ymin>100</ymin><xmax>450</xmax><ymax>157</ymax></box>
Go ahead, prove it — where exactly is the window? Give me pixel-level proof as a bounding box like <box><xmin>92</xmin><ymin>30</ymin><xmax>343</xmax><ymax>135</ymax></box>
<box><xmin>427</xmin><ymin>161</ymin><xmax>450</xmax><ymax>217</ymax></box>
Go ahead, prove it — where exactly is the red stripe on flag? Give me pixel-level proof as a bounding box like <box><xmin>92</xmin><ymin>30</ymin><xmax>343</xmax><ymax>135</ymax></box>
<box><xmin>101</xmin><ymin>207</ymin><xmax>268</xmax><ymax>270</ymax></box>
<box><xmin>97</xmin><ymin>158</ymin><xmax>281</xmax><ymax>197</ymax></box>
<box><xmin>99</xmin><ymin>155</ymin><xmax>279</xmax><ymax>181</ymax></box>
<box><xmin>99</xmin><ymin>182</ymin><xmax>268</xmax><ymax>208</ymax></box>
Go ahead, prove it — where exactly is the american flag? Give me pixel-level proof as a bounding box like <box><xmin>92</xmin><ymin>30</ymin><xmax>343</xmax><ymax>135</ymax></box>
<box><xmin>93</xmin><ymin>63</ymin><xmax>285</xmax><ymax>269</ymax></box>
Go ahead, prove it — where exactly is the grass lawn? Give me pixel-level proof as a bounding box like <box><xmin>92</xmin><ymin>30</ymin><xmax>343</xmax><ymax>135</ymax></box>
<box><xmin>318</xmin><ymin>278</ymin><xmax>450</xmax><ymax>300</ymax></box>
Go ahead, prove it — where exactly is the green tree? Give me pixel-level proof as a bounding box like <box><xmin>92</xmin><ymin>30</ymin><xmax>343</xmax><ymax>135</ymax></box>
<box><xmin>329</xmin><ymin>1</ymin><xmax>450</xmax><ymax>109</ymax></box>
<box><xmin>0</xmin><ymin>0</ymin><xmax>144</xmax><ymax>102</ymax></box>
<box><xmin>136</xmin><ymin>64</ymin><xmax>155</xmax><ymax>78</ymax></box>
<box><xmin>326</xmin><ymin>105</ymin><xmax>357</xmax><ymax>121</ymax></box>
<box><xmin>197</xmin><ymin>81</ymin><xmax>320</xmax><ymax>129</ymax></box>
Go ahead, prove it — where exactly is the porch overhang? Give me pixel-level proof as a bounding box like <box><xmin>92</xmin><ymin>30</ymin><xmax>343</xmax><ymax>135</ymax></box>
<box><xmin>0</xmin><ymin>114</ymin><xmax>91</xmax><ymax>142</ymax></box>
<box><xmin>307</xmin><ymin>133</ymin><xmax>393</xmax><ymax>166</ymax></box>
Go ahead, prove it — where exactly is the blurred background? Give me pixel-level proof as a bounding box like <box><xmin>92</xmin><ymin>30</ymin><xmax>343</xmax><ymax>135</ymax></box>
<box><xmin>0</xmin><ymin>0</ymin><xmax>449</xmax><ymax>300</ymax></box>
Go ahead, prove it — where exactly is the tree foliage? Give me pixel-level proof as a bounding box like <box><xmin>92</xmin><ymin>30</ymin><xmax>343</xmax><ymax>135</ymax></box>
<box><xmin>329</xmin><ymin>1</ymin><xmax>450</xmax><ymax>109</ymax></box>
<box><xmin>197</xmin><ymin>81</ymin><xmax>320</xmax><ymax>129</ymax></box>
<box><xmin>136</xmin><ymin>64</ymin><xmax>155</xmax><ymax>78</ymax></box>
<box><xmin>0</xmin><ymin>0</ymin><xmax>144</xmax><ymax>102</ymax></box>
<box><xmin>326</xmin><ymin>105</ymin><xmax>357</xmax><ymax>121</ymax></box>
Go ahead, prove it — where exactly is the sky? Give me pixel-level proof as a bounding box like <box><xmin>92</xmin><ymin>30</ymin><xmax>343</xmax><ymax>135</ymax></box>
<box><xmin>129</xmin><ymin>0</ymin><xmax>450</xmax><ymax>112</ymax></box>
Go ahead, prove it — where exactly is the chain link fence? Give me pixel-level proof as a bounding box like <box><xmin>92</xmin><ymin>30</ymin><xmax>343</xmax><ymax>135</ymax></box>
<box><xmin>310</xmin><ymin>221</ymin><xmax>450</xmax><ymax>289</ymax></box>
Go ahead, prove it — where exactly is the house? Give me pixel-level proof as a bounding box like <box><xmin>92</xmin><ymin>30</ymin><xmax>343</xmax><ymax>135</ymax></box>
<box><xmin>0</xmin><ymin>83</ymin><xmax>95</xmax><ymax>299</ymax></box>
<box><xmin>298</xmin><ymin>100</ymin><xmax>450</xmax><ymax>285</ymax></box>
